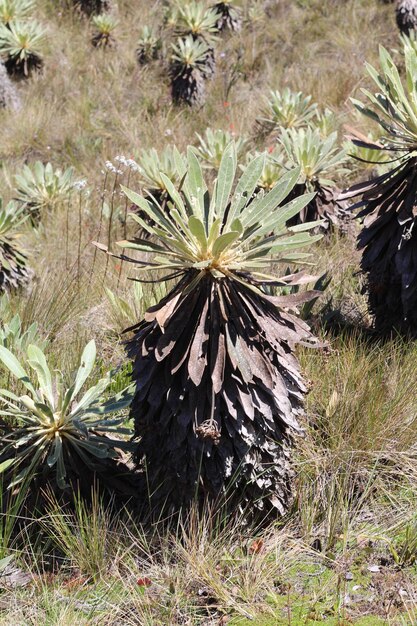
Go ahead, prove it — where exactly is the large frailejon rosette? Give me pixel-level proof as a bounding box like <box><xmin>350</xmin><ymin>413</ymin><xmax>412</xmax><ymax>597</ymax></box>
<box><xmin>340</xmin><ymin>45</ymin><xmax>417</xmax><ymax>332</ymax></box>
<box><xmin>96</xmin><ymin>143</ymin><xmax>322</xmax><ymax>518</ymax></box>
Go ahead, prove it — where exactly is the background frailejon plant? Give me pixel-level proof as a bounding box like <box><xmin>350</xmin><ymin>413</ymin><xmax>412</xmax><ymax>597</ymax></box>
<box><xmin>341</xmin><ymin>45</ymin><xmax>417</xmax><ymax>333</ymax></box>
<box><xmin>0</xmin><ymin>0</ymin><xmax>417</xmax><ymax>623</ymax></box>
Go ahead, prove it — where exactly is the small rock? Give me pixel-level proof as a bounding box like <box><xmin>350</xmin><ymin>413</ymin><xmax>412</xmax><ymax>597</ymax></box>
<box><xmin>367</xmin><ymin>565</ymin><xmax>380</xmax><ymax>573</ymax></box>
<box><xmin>345</xmin><ymin>572</ymin><xmax>354</xmax><ymax>581</ymax></box>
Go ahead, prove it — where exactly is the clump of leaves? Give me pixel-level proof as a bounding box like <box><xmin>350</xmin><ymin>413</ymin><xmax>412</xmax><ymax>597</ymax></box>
<box><xmin>0</xmin><ymin>306</ymin><xmax>48</xmax><ymax>353</ymax></box>
<box><xmin>95</xmin><ymin>143</ymin><xmax>322</xmax><ymax>520</ymax></box>
<box><xmin>193</xmin><ymin>128</ymin><xmax>247</xmax><ymax>169</ymax></box>
<box><xmin>0</xmin><ymin>199</ymin><xmax>29</xmax><ymax>293</ymax></box>
<box><xmin>91</xmin><ymin>13</ymin><xmax>118</xmax><ymax>48</ymax></box>
<box><xmin>259</xmin><ymin>88</ymin><xmax>318</xmax><ymax>134</ymax></box>
<box><xmin>0</xmin><ymin>0</ymin><xmax>34</xmax><ymax>27</ymax></box>
<box><xmin>0</xmin><ymin>340</ymin><xmax>134</xmax><ymax>494</ymax></box>
<box><xmin>170</xmin><ymin>35</ymin><xmax>212</xmax><ymax>106</ymax></box>
<box><xmin>14</xmin><ymin>161</ymin><xmax>74</xmax><ymax>221</ymax></box>
<box><xmin>281</xmin><ymin>127</ymin><xmax>349</xmax><ymax>231</ymax></box>
<box><xmin>340</xmin><ymin>45</ymin><xmax>417</xmax><ymax>333</ymax></box>
<box><xmin>136</xmin><ymin>26</ymin><xmax>161</xmax><ymax>65</ymax></box>
<box><xmin>0</xmin><ymin>20</ymin><xmax>46</xmax><ymax>76</ymax></box>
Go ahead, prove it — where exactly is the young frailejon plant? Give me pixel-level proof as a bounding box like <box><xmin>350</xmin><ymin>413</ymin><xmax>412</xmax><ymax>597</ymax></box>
<box><xmin>340</xmin><ymin>45</ymin><xmax>417</xmax><ymax>333</ymax></box>
<box><xmin>0</xmin><ymin>309</ymin><xmax>48</xmax><ymax>354</ymax></box>
<box><xmin>193</xmin><ymin>128</ymin><xmax>247</xmax><ymax>169</ymax></box>
<box><xmin>314</xmin><ymin>108</ymin><xmax>339</xmax><ymax>138</ymax></box>
<box><xmin>91</xmin><ymin>14</ymin><xmax>118</xmax><ymax>48</ymax></box>
<box><xmin>170</xmin><ymin>36</ymin><xmax>212</xmax><ymax>106</ymax></box>
<box><xmin>259</xmin><ymin>88</ymin><xmax>318</xmax><ymax>134</ymax></box>
<box><xmin>0</xmin><ymin>0</ymin><xmax>34</xmax><ymax>27</ymax></box>
<box><xmin>137</xmin><ymin>145</ymin><xmax>183</xmax><ymax>201</ymax></box>
<box><xmin>243</xmin><ymin>147</ymin><xmax>286</xmax><ymax>191</ymax></box>
<box><xmin>343</xmin><ymin>133</ymin><xmax>390</xmax><ymax>181</ymax></box>
<box><xmin>96</xmin><ymin>143</ymin><xmax>322</xmax><ymax>519</ymax></box>
<box><xmin>281</xmin><ymin>127</ymin><xmax>349</xmax><ymax>231</ymax></box>
<box><xmin>0</xmin><ymin>340</ymin><xmax>134</xmax><ymax>493</ymax></box>
<box><xmin>0</xmin><ymin>199</ymin><xmax>29</xmax><ymax>293</ymax></box>
<box><xmin>104</xmin><ymin>281</ymin><xmax>166</xmax><ymax>333</ymax></box>
<box><xmin>14</xmin><ymin>161</ymin><xmax>74</xmax><ymax>221</ymax></box>
<box><xmin>136</xmin><ymin>26</ymin><xmax>161</xmax><ymax>65</ymax></box>
<box><xmin>0</xmin><ymin>20</ymin><xmax>46</xmax><ymax>77</ymax></box>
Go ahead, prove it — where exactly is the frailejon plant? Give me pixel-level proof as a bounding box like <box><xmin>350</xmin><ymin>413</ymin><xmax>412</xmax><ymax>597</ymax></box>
<box><xmin>0</xmin><ymin>20</ymin><xmax>46</xmax><ymax>76</ymax></box>
<box><xmin>172</xmin><ymin>2</ymin><xmax>219</xmax><ymax>78</ymax></box>
<box><xmin>314</xmin><ymin>108</ymin><xmax>339</xmax><ymax>138</ymax></box>
<box><xmin>0</xmin><ymin>0</ymin><xmax>34</xmax><ymax>27</ymax></box>
<box><xmin>212</xmin><ymin>0</ymin><xmax>242</xmax><ymax>32</ymax></box>
<box><xmin>174</xmin><ymin>1</ymin><xmax>220</xmax><ymax>41</ymax></box>
<box><xmin>14</xmin><ymin>161</ymin><xmax>74</xmax><ymax>221</ymax></box>
<box><xmin>281</xmin><ymin>127</ymin><xmax>349</xmax><ymax>231</ymax></box>
<box><xmin>340</xmin><ymin>45</ymin><xmax>417</xmax><ymax>332</ymax></box>
<box><xmin>343</xmin><ymin>133</ymin><xmax>390</xmax><ymax>182</ymax></box>
<box><xmin>259</xmin><ymin>88</ymin><xmax>318</xmax><ymax>134</ymax></box>
<box><xmin>0</xmin><ymin>340</ymin><xmax>134</xmax><ymax>493</ymax></box>
<box><xmin>0</xmin><ymin>308</ymin><xmax>48</xmax><ymax>353</ymax></box>
<box><xmin>193</xmin><ymin>128</ymin><xmax>247</xmax><ymax>169</ymax></box>
<box><xmin>170</xmin><ymin>36</ymin><xmax>212</xmax><ymax>106</ymax></box>
<box><xmin>0</xmin><ymin>199</ymin><xmax>29</xmax><ymax>293</ymax></box>
<box><xmin>75</xmin><ymin>0</ymin><xmax>109</xmax><ymax>17</ymax></box>
<box><xmin>396</xmin><ymin>0</ymin><xmax>417</xmax><ymax>36</ymax></box>
<box><xmin>137</xmin><ymin>145</ymin><xmax>183</xmax><ymax>203</ymax></box>
<box><xmin>95</xmin><ymin>143</ymin><xmax>322</xmax><ymax>519</ymax></box>
<box><xmin>243</xmin><ymin>147</ymin><xmax>286</xmax><ymax>191</ymax></box>
<box><xmin>91</xmin><ymin>13</ymin><xmax>118</xmax><ymax>48</ymax></box>
<box><xmin>136</xmin><ymin>26</ymin><xmax>161</xmax><ymax>65</ymax></box>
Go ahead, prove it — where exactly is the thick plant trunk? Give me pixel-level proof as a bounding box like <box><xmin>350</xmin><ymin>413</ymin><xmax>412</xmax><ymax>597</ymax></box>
<box><xmin>396</xmin><ymin>0</ymin><xmax>417</xmax><ymax>35</ymax></box>
<box><xmin>287</xmin><ymin>182</ymin><xmax>350</xmax><ymax>233</ymax></box>
<box><xmin>171</xmin><ymin>67</ymin><xmax>207</xmax><ymax>106</ymax></box>
<box><xmin>0</xmin><ymin>62</ymin><xmax>20</xmax><ymax>110</ymax></box>
<box><xmin>128</xmin><ymin>272</ymin><xmax>317</xmax><ymax>520</ymax></box>
<box><xmin>214</xmin><ymin>3</ymin><xmax>242</xmax><ymax>32</ymax></box>
<box><xmin>0</xmin><ymin>239</ymin><xmax>28</xmax><ymax>292</ymax></box>
<box><xmin>341</xmin><ymin>156</ymin><xmax>417</xmax><ymax>334</ymax></box>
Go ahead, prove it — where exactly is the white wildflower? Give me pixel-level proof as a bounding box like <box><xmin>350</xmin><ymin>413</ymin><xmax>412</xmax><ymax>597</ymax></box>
<box><xmin>73</xmin><ymin>179</ymin><xmax>88</xmax><ymax>191</ymax></box>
